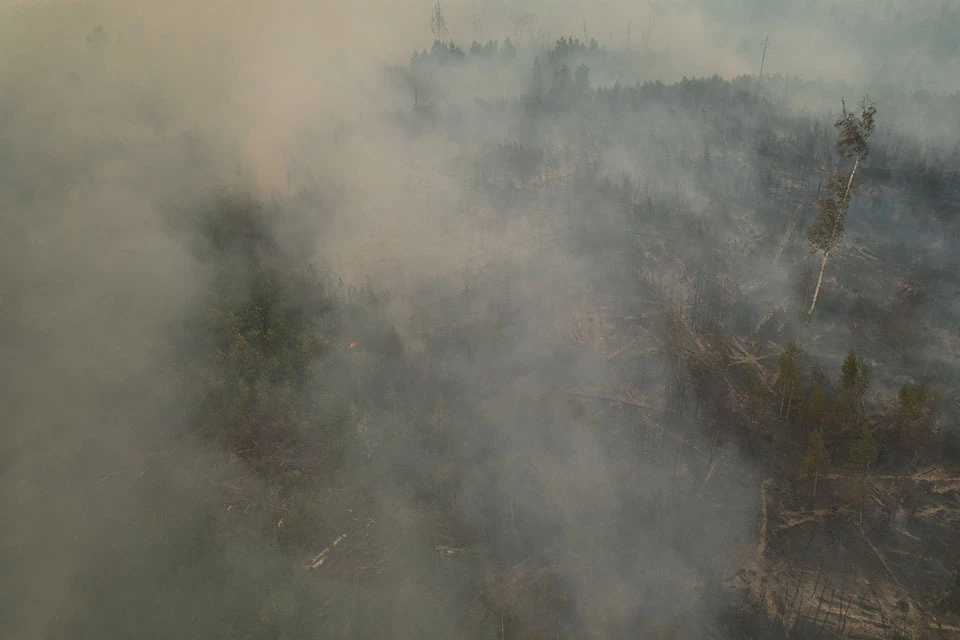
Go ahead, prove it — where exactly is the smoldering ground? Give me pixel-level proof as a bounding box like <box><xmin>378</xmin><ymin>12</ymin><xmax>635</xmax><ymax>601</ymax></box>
<box><xmin>3</xmin><ymin>1</ymin><xmax>960</xmax><ymax>639</ymax></box>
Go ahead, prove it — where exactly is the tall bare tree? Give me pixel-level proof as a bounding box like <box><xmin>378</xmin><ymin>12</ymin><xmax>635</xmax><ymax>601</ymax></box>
<box><xmin>806</xmin><ymin>98</ymin><xmax>877</xmax><ymax>318</ymax></box>
<box><xmin>776</xmin><ymin>341</ymin><xmax>802</xmax><ymax>418</ymax></box>
<box><xmin>429</xmin><ymin>1</ymin><xmax>449</xmax><ymax>42</ymax></box>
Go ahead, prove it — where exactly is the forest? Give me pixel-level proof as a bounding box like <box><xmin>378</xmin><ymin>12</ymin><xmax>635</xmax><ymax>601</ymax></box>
<box><xmin>3</xmin><ymin>1</ymin><xmax>960</xmax><ymax>639</ymax></box>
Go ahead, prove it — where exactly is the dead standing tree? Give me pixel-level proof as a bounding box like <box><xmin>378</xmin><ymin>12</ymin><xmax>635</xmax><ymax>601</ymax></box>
<box><xmin>806</xmin><ymin>98</ymin><xmax>877</xmax><ymax>319</ymax></box>
<box><xmin>429</xmin><ymin>1</ymin><xmax>449</xmax><ymax>42</ymax></box>
<box><xmin>776</xmin><ymin>341</ymin><xmax>802</xmax><ymax>418</ymax></box>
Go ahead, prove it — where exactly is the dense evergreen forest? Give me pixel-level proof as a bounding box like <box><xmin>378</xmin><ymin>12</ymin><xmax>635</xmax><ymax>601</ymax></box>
<box><xmin>3</xmin><ymin>1</ymin><xmax>960</xmax><ymax>639</ymax></box>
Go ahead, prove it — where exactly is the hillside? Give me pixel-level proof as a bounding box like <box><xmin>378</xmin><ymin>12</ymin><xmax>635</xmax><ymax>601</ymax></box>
<box><xmin>4</xmin><ymin>3</ymin><xmax>960</xmax><ymax>639</ymax></box>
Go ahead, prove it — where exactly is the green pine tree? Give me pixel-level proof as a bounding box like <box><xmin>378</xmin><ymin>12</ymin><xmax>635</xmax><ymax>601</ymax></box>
<box><xmin>836</xmin><ymin>349</ymin><xmax>869</xmax><ymax>432</ymax></box>
<box><xmin>849</xmin><ymin>428</ymin><xmax>878</xmax><ymax>474</ymax></box>
<box><xmin>807</xmin><ymin>98</ymin><xmax>877</xmax><ymax>318</ymax></box>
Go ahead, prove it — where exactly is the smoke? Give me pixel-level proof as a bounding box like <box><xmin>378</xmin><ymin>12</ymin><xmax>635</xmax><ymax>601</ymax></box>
<box><xmin>3</xmin><ymin>0</ymin><xmax>960</xmax><ymax>638</ymax></box>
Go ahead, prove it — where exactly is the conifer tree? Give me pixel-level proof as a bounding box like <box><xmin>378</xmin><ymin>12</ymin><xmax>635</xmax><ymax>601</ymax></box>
<box><xmin>894</xmin><ymin>381</ymin><xmax>940</xmax><ymax>458</ymax></box>
<box><xmin>802</xmin><ymin>429</ymin><xmax>830</xmax><ymax>505</ymax></box>
<box><xmin>849</xmin><ymin>427</ymin><xmax>878</xmax><ymax>474</ymax></box>
<box><xmin>802</xmin><ymin>383</ymin><xmax>828</xmax><ymax>431</ymax></box>
<box><xmin>836</xmin><ymin>349</ymin><xmax>870</xmax><ymax>432</ymax></box>
<box><xmin>807</xmin><ymin>98</ymin><xmax>877</xmax><ymax>318</ymax></box>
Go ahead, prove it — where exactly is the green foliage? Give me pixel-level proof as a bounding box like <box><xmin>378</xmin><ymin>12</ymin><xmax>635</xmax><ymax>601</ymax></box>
<box><xmin>894</xmin><ymin>381</ymin><xmax>940</xmax><ymax>453</ymax></box>
<box><xmin>801</xmin><ymin>383</ymin><xmax>828</xmax><ymax>428</ymax></box>
<box><xmin>182</xmin><ymin>196</ymin><xmax>338</xmax><ymax>455</ymax></box>
<box><xmin>431</xmin><ymin>40</ymin><xmax>465</xmax><ymax>60</ymax></box>
<box><xmin>779</xmin><ymin>342</ymin><xmax>802</xmax><ymax>377</ymax></box>
<box><xmin>807</xmin><ymin>98</ymin><xmax>876</xmax><ymax>253</ymax></box>
<box><xmin>896</xmin><ymin>381</ymin><xmax>934</xmax><ymax>417</ymax></box>
<box><xmin>548</xmin><ymin>36</ymin><xmax>598</xmax><ymax>63</ymax></box>
<box><xmin>194</xmin><ymin>264</ymin><xmax>329</xmax><ymax>444</ymax></box>
<box><xmin>807</xmin><ymin>170</ymin><xmax>853</xmax><ymax>253</ymax></box>
<box><xmin>804</xmin><ymin>97</ymin><xmax>876</xmax><ymax>318</ymax></box>
<box><xmin>802</xmin><ymin>430</ymin><xmax>830</xmax><ymax>479</ymax></box>
<box><xmin>849</xmin><ymin>428</ymin><xmax>878</xmax><ymax>472</ymax></box>
<box><xmin>741</xmin><ymin>368</ymin><xmax>771</xmax><ymax>426</ymax></box>
<box><xmin>835</xmin><ymin>349</ymin><xmax>869</xmax><ymax>430</ymax></box>
<box><xmin>835</xmin><ymin>97</ymin><xmax>877</xmax><ymax>160</ymax></box>
<box><xmin>839</xmin><ymin>349</ymin><xmax>859</xmax><ymax>391</ymax></box>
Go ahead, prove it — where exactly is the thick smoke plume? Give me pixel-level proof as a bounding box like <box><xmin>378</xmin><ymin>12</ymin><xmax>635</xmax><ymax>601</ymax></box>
<box><xmin>3</xmin><ymin>1</ymin><xmax>960</xmax><ymax>639</ymax></box>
